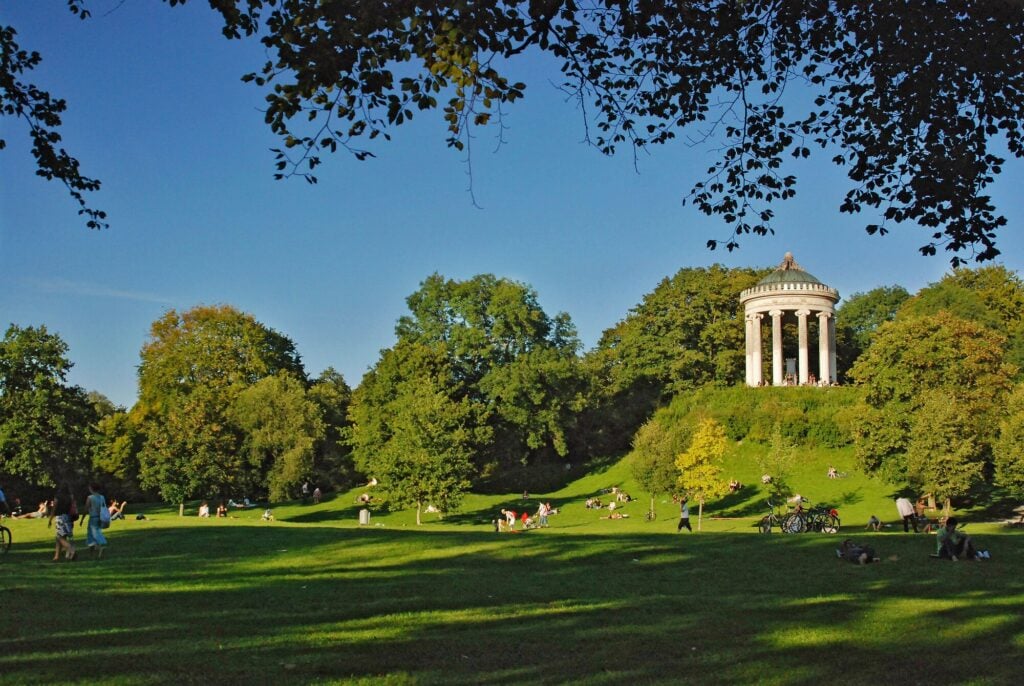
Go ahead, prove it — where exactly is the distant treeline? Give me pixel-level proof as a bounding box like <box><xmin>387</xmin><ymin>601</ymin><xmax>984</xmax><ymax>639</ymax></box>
<box><xmin>3</xmin><ymin>265</ymin><xmax>1024</xmax><ymax>515</ymax></box>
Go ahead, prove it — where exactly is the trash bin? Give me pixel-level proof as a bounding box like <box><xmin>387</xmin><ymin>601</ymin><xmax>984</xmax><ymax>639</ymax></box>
<box><xmin>359</xmin><ymin>508</ymin><xmax>370</xmax><ymax>526</ymax></box>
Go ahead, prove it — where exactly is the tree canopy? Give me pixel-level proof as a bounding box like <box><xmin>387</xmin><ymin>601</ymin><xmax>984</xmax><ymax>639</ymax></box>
<box><xmin>349</xmin><ymin>274</ymin><xmax>584</xmax><ymax>494</ymax></box>
<box><xmin>899</xmin><ymin>265</ymin><xmax>1024</xmax><ymax>372</ymax></box>
<box><xmin>6</xmin><ymin>1</ymin><xmax>1023</xmax><ymax>263</ymax></box>
<box><xmin>583</xmin><ymin>265</ymin><xmax>766</xmax><ymax>453</ymax></box>
<box><xmin>0</xmin><ymin>324</ymin><xmax>97</xmax><ymax>486</ymax></box>
<box><xmin>135</xmin><ymin>305</ymin><xmax>307</xmax><ymax>504</ymax></box>
<box><xmin>849</xmin><ymin>310</ymin><xmax>1015</xmax><ymax>500</ymax></box>
<box><xmin>676</xmin><ymin>417</ymin><xmax>729</xmax><ymax>530</ymax></box>
<box><xmin>834</xmin><ymin>285</ymin><xmax>910</xmax><ymax>380</ymax></box>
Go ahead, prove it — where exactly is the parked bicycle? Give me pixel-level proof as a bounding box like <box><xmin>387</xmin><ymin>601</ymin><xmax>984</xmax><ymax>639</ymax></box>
<box><xmin>759</xmin><ymin>499</ymin><xmax>803</xmax><ymax>534</ymax></box>
<box><xmin>0</xmin><ymin>521</ymin><xmax>11</xmax><ymax>556</ymax></box>
<box><xmin>784</xmin><ymin>501</ymin><xmax>841</xmax><ymax>534</ymax></box>
<box><xmin>806</xmin><ymin>504</ymin><xmax>841</xmax><ymax>534</ymax></box>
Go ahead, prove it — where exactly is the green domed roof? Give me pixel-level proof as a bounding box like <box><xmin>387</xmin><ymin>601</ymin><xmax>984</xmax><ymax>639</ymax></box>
<box><xmin>756</xmin><ymin>252</ymin><xmax>823</xmax><ymax>286</ymax></box>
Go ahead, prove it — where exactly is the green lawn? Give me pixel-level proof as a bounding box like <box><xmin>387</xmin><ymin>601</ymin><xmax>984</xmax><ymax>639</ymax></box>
<box><xmin>3</xmin><ymin>456</ymin><xmax>1022</xmax><ymax>685</ymax></box>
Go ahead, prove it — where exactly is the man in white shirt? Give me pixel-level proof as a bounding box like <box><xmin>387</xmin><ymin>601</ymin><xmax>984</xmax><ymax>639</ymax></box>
<box><xmin>895</xmin><ymin>497</ymin><xmax>917</xmax><ymax>533</ymax></box>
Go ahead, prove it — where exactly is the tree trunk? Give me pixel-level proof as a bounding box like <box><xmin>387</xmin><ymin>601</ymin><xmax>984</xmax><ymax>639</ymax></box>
<box><xmin>416</xmin><ymin>501</ymin><xmax>422</xmax><ymax>526</ymax></box>
<box><xmin>697</xmin><ymin>499</ymin><xmax>704</xmax><ymax>531</ymax></box>
<box><xmin>649</xmin><ymin>495</ymin><xmax>655</xmax><ymax>519</ymax></box>
<box><xmin>179</xmin><ymin>502</ymin><xmax>184</xmax><ymax>517</ymax></box>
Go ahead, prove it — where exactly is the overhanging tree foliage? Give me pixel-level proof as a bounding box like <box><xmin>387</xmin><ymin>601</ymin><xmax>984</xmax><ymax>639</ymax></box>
<box><xmin>7</xmin><ymin>2</ymin><xmax>1023</xmax><ymax>263</ymax></box>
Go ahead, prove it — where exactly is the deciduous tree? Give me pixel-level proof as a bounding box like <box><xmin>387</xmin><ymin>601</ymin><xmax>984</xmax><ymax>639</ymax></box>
<box><xmin>630</xmin><ymin>417</ymin><xmax>690</xmax><ymax>517</ymax></box>
<box><xmin>307</xmin><ymin>367</ymin><xmax>355</xmax><ymax>491</ymax></box>
<box><xmin>135</xmin><ymin>305</ymin><xmax>306</xmax><ymax>509</ymax></box>
<box><xmin>675</xmin><ymin>417</ymin><xmax>729</xmax><ymax>531</ymax></box>
<box><xmin>835</xmin><ymin>285</ymin><xmax>910</xmax><ymax>379</ymax></box>
<box><xmin>994</xmin><ymin>384</ymin><xmax>1024</xmax><ymax>499</ymax></box>
<box><xmin>349</xmin><ymin>342</ymin><xmax>486</xmax><ymax>523</ymax></box>
<box><xmin>386</xmin><ymin>273</ymin><xmax>583</xmax><ymax>481</ymax></box>
<box><xmin>899</xmin><ymin>266</ymin><xmax>1024</xmax><ymax>372</ymax></box>
<box><xmin>0</xmin><ymin>324</ymin><xmax>96</xmax><ymax>486</ymax></box>
<box><xmin>850</xmin><ymin>311</ymin><xmax>1014</xmax><ymax>497</ymax></box>
<box><xmin>231</xmin><ymin>372</ymin><xmax>325</xmax><ymax>501</ymax></box>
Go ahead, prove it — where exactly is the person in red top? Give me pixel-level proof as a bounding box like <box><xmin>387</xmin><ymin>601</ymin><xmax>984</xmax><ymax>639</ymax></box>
<box><xmin>520</xmin><ymin>511</ymin><xmax>530</xmax><ymax>527</ymax></box>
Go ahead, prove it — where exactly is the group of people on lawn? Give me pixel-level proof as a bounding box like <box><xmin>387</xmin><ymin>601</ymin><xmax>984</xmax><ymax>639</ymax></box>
<box><xmin>497</xmin><ymin>501</ymin><xmax>556</xmax><ymax>531</ymax></box>
<box><xmin>0</xmin><ymin>482</ymin><xmax>127</xmax><ymax>563</ymax></box>
<box><xmin>844</xmin><ymin>495</ymin><xmax>991</xmax><ymax>564</ymax></box>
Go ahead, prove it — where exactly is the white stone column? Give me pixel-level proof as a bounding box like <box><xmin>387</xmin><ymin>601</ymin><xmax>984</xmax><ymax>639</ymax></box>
<box><xmin>770</xmin><ymin>310</ymin><xmax>783</xmax><ymax>386</ymax></box>
<box><xmin>828</xmin><ymin>315</ymin><xmax>837</xmax><ymax>384</ymax></box>
<box><xmin>744</xmin><ymin>314</ymin><xmax>753</xmax><ymax>386</ymax></box>
<box><xmin>817</xmin><ymin>312</ymin><xmax>831</xmax><ymax>385</ymax></box>
<box><xmin>796</xmin><ymin>309</ymin><xmax>810</xmax><ymax>385</ymax></box>
<box><xmin>751</xmin><ymin>313</ymin><xmax>764</xmax><ymax>385</ymax></box>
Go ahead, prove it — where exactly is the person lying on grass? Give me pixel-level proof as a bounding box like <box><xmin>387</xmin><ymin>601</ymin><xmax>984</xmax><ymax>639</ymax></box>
<box><xmin>836</xmin><ymin>539</ymin><xmax>879</xmax><ymax>565</ymax></box>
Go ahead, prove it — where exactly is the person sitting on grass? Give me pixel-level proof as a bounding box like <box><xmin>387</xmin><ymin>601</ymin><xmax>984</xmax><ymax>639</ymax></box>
<box><xmin>836</xmin><ymin>539</ymin><xmax>879</xmax><ymax>565</ymax></box>
<box><xmin>198</xmin><ymin>501</ymin><xmax>210</xmax><ymax>518</ymax></box>
<box><xmin>866</xmin><ymin>515</ymin><xmax>881</xmax><ymax>532</ymax></box>
<box><xmin>935</xmin><ymin>517</ymin><xmax>988</xmax><ymax>560</ymax></box>
<box><xmin>108</xmin><ymin>499</ymin><xmax>128</xmax><ymax>520</ymax></box>
<box><xmin>216</xmin><ymin>502</ymin><xmax>227</xmax><ymax>518</ymax></box>
<box><xmin>261</xmin><ymin>508</ymin><xmax>274</xmax><ymax>521</ymax></box>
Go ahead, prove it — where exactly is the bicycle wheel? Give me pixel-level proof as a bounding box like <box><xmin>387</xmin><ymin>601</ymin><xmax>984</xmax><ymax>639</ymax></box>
<box><xmin>0</xmin><ymin>525</ymin><xmax>10</xmax><ymax>555</ymax></box>
<box><xmin>808</xmin><ymin>513</ymin><xmax>824</xmax><ymax>532</ymax></box>
<box><xmin>822</xmin><ymin>515</ymin><xmax>840</xmax><ymax>534</ymax></box>
<box><xmin>782</xmin><ymin>513</ymin><xmax>806</xmax><ymax>534</ymax></box>
<box><xmin>758</xmin><ymin>515</ymin><xmax>773</xmax><ymax>534</ymax></box>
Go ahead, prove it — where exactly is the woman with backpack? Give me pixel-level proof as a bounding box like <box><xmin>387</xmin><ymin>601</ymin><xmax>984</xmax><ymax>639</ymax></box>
<box><xmin>79</xmin><ymin>483</ymin><xmax>109</xmax><ymax>559</ymax></box>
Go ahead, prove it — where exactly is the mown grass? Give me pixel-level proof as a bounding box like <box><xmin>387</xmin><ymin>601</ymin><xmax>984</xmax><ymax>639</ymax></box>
<box><xmin>3</xmin><ymin>451</ymin><xmax>1022</xmax><ymax>685</ymax></box>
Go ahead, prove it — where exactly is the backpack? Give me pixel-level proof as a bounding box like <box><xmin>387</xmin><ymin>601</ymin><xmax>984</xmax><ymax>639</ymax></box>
<box><xmin>99</xmin><ymin>496</ymin><xmax>111</xmax><ymax>529</ymax></box>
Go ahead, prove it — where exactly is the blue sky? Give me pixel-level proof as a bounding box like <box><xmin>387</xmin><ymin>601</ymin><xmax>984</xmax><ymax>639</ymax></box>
<box><xmin>2</xmin><ymin>2</ymin><xmax>1022</xmax><ymax>408</ymax></box>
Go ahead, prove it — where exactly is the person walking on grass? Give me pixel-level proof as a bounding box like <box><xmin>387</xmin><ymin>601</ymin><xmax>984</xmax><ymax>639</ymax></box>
<box><xmin>677</xmin><ymin>496</ymin><xmax>693</xmax><ymax>533</ymax></box>
<box><xmin>895</xmin><ymin>496</ymin><xmax>918</xmax><ymax>533</ymax></box>
<box><xmin>47</xmin><ymin>485</ymin><xmax>77</xmax><ymax>562</ymax></box>
<box><xmin>80</xmin><ymin>483</ymin><xmax>108</xmax><ymax>559</ymax></box>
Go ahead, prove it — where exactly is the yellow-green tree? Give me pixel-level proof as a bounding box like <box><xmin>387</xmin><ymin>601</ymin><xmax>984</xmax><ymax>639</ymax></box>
<box><xmin>675</xmin><ymin>418</ymin><xmax>729</xmax><ymax>531</ymax></box>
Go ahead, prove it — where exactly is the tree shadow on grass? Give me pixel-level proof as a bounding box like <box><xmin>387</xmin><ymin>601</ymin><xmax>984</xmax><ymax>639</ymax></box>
<box><xmin>5</xmin><ymin>525</ymin><xmax>1024</xmax><ymax>685</ymax></box>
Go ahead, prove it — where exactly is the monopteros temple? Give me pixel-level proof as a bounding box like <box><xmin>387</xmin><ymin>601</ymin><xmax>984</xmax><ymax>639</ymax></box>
<box><xmin>740</xmin><ymin>253</ymin><xmax>840</xmax><ymax>387</ymax></box>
